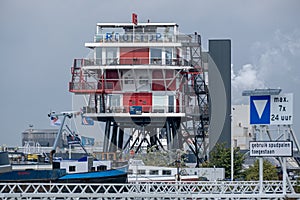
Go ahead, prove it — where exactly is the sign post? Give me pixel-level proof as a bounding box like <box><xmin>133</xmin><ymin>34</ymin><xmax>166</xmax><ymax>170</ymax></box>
<box><xmin>245</xmin><ymin>90</ymin><xmax>294</xmax><ymax>195</ymax></box>
<box><xmin>250</xmin><ymin>141</ymin><xmax>293</xmax><ymax>157</ymax></box>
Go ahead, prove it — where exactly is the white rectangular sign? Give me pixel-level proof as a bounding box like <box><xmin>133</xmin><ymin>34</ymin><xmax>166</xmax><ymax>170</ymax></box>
<box><xmin>250</xmin><ymin>141</ymin><xmax>293</xmax><ymax>157</ymax></box>
<box><xmin>270</xmin><ymin>93</ymin><xmax>293</xmax><ymax>125</ymax></box>
<box><xmin>250</xmin><ymin>93</ymin><xmax>293</xmax><ymax>125</ymax></box>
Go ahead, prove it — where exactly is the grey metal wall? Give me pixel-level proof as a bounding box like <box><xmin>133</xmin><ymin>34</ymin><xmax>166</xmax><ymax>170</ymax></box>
<box><xmin>0</xmin><ymin>152</ymin><xmax>10</xmax><ymax>165</ymax></box>
<box><xmin>208</xmin><ymin>40</ymin><xmax>231</xmax><ymax>149</ymax></box>
<box><xmin>21</xmin><ymin>129</ymin><xmax>62</xmax><ymax>147</ymax></box>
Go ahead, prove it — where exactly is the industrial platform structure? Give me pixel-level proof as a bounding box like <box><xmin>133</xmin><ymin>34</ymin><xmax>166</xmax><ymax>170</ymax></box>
<box><xmin>69</xmin><ymin>21</ymin><xmax>212</xmax><ymax>165</ymax></box>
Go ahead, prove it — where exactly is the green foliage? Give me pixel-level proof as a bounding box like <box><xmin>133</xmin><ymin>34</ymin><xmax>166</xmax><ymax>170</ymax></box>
<box><xmin>202</xmin><ymin>143</ymin><xmax>245</xmax><ymax>179</ymax></box>
<box><xmin>244</xmin><ymin>159</ymin><xmax>279</xmax><ymax>181</ymax></box>
<box><xmin>134</xmin><ymin>146</ymin><xmax>187</xmax><ymax>167</ymax></box>
<box><xmin>295</xmin><ymin>178</ymin><xmax>300</xmax><ymax>193</ymax></box>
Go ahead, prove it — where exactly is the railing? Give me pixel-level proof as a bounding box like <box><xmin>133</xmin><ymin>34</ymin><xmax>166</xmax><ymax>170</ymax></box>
<box><xmin>0</xmin><ymin>181</ymin><xmax>299</xmax><ymax>199</ymax></box>
<box><xmin>69</xmin><ymin>82</ymin><xmax>98</xmax><ymax>92</ymax></box>
<box><xmin>69</xmin><ymin>81</ymin><xmax>121</xmax><ymax>93</ymax></box>
<box><xmin>72</xmin><ymin>57</ymin><xmax>192</xmax><ymax>68</ymax></box>
<box><xmin>80</xmin><ymin>105</ymin><xmax>202</xmax><ymax>115</ymax></box>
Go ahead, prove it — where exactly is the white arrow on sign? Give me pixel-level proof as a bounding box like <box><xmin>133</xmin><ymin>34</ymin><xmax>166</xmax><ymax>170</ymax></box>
<box><xmin>253</xmin><ymin>100</ymin><xmax>268</xmax><ymax>119</ymax></box>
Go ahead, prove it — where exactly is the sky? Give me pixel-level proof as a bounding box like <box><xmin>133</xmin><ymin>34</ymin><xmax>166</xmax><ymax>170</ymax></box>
<box><xmin>0</xmin><ymin>0</ymin><xmax>300</xmax><ymax>146</ymax></box>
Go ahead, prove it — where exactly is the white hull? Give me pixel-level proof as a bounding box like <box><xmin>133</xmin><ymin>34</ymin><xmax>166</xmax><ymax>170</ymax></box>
<box><xmin>128</xmin><ymin>174</ymin><xmax>199</xmax><ymax>182</ymax></box>
<box><xmin>128</xmin><ymin>159</ymin><xmax>224</xmax><ymax>182</ymax></box>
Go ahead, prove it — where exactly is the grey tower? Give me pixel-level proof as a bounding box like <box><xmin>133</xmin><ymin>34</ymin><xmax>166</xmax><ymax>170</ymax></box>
<box><xmin>208</xmin><ymin>39</ymin><xmax>231</xmax><ymax>150</ymax></box>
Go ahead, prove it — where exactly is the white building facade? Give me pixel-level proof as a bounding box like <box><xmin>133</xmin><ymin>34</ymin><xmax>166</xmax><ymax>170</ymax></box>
<box><xmin>231</xmin><ymin>105</ymin><xmax>254</xmax><ymax>150</ymax></box>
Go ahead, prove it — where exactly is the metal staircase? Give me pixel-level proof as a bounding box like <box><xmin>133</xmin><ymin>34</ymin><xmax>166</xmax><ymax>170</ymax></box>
<box><xmin>180</xmin><ymin>33</ymin><xmax>210</xmax><ymax>166</ymax></box>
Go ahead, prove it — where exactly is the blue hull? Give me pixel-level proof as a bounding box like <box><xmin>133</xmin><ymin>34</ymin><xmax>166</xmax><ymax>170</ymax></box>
<box><xmin>0</xmin><ymin>169</ymin><xmax>66</xmax><ymax>183</ymax></box>
<box><xmin>0</xmin><ymin>166</ymin><xmax>128</xmax><ymax>183</ymax></box>
<box><xmin>57</xmin><ymin>166</ymin><xmax>128</xmax><ymax>183</ymax></box>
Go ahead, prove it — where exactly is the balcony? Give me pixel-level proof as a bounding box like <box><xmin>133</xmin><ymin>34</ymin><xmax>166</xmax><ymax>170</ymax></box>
<box><xmin>81</xmin><ymin>105</ymin><xmax>201</xmax><ymax>116</ymax></box>
<box><xmin>69</xmin><ymin>82</ymin><xmax>115</xmax><ymax>93</ymax></box>
<box><xmin>72</xmin><ymin>57</ymin><xmax>190</xmax><ymax>68</ymax></box>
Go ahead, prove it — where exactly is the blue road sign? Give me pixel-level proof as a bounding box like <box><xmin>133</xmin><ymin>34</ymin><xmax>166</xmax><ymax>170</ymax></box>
<box><xmin>250</xmin><ymin>95</ymin><xmax>271</xmax><ymax>125</ymax></box>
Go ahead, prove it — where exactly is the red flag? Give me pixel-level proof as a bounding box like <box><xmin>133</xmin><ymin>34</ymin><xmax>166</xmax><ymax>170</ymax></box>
<box><xmin>132</xmin><ymin>13</ymin><xmax>138</xmax><ymax>25</ymax></box>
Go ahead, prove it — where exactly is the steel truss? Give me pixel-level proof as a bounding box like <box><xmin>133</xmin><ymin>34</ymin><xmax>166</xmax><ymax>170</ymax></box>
<box><xmin>181</xmin><ymin>33</ymin><xmax>209</xmax><ymax>166</ymax></box>
<box><xmin>0</xmin><ymin>181</ymin><xmax>299</xmax><ymax>200</ymax></box>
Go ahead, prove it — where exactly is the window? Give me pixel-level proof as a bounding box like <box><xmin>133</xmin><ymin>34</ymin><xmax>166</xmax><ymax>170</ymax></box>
<box><xmin>153</xmin><ymin>96</ymin><xmax>165</xmax><ymax>112</ymax></box>
<box><xmin>137</xmin><ymin>170</ymin><xmax>146</xmax><ymax>175</ymax></box>
<box><xmin>165</xmin><ymin>48</ymin><xmax>172</xmax><ymax>65</ymax></box>
<box><xmin>162</xmin><ymin>170</ymin><xmax>171</xmax><ymax>175</ymax></box>
<box><xmin>97</xmin><ymin>165</ymin><xmax>107</xmax><ymax>171</ymax></box>
<box><xmin>69</xmin><ymin>166</ymin><xmax>76</xmax><ymax>172</ymax></box>
<box><xmin>95</xmin><ymin>47</ymin><xmax>102</xmax><ymax>65</ymax></box>
<box><xmin>150</xmin><ymin>48</ymin><xmax>162</xmax><ymax>64</ymax></box>
<box><xmin>139</xmin><ymin>76</ymin><xmax>148</xmax><ymax>85</ymax></box>
<box><xmin>168</xmin><ymin>95</ymin><xmax>174</xmax><ymax>113</ymax></box>
<box><xmin>109</xmin><ymin>94</ymin><xmax>121</xmax><ymax>107</ymax></box>
<box><xmin>124</xmin><ymin>77</ymin><xmax>134</xmax><ymax>84</ymax></box>
<box><xmin>149</xmin><ymin>170</ymin><xmax>159</xmax><ymax>175</ymax></box>
<box><xmin>52</xmin><ymin>162</ymin><xmax>60</xmax><ymax>169</ymax></box>
<box><xmin>103</xmin><ymin>154</ymin><xmax>107</xmax><ymax>160</ymax></box>
<box><xmin>106</xmin><ymin>47</ymin><xmax>118</xmax><ymax>65</ymax></box>
<box><xmin>109</xmin><ymin>153</ymin><xmax>115</xmax><ymax>160</ymax></box>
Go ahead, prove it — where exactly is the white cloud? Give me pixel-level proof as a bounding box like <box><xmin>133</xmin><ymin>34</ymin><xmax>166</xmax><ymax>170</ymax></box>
<box><xmin>232</xmin><ymin>28</ymin><xmax>300</xmax><ymax>104</ymax></box>
<box><xmin>231</xmin><ymin>64</ymin><xmax>265</xmax><ymax>104</ymax></box>
<box><xmin>254</xmin><ymin>29</ymin><xmax>300</xmax><ymax>90</ymax></box>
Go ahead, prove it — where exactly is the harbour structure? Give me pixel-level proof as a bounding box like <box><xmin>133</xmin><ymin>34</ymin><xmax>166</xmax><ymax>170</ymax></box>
<box><xmin>68</xmin><ymin>18</ymin><xmax>231</xmax><ymax>165</ymax></box>
<box><xmin>22</xmin><ymin>129</ymin><xmax>60</xmax><ymax>148</ymax></box>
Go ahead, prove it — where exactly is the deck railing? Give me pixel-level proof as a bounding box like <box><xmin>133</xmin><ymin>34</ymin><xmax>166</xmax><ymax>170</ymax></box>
<box><xmin>80</xmin><ymin>105</ymin><xmax>201</xmax><ymax>115</ymax></box>
<box><xmin>0</xmin><ymin>181</ymin><xmax>298</xmax><ymax>199</ymax></box>
<box><xmin>72</xmin><ymin>57</ymin><xmax>192</xmax><ymax>68</ymax></box>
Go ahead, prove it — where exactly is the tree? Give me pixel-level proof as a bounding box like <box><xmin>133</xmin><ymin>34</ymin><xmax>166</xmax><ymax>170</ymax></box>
<box><xmin>134</xmin><ymin>146</ymin><xmax>187</xmax><ymax>167</ymax></box>
<box><xmin>202</xmin><ymin>143</ymin><xmax>245</xmax><ymax>179</ymax></box>
<box><xmin>244</xmin><ymin>159</ymin><xmax>279</xmax><ymax>181</ymax></box>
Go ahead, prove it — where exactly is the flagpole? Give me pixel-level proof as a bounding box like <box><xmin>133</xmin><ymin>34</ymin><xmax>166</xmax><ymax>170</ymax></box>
<box><xmin>49</xmin><ymin>112</ymin><xmax>72</xmax><ymax>162</ymax></box>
